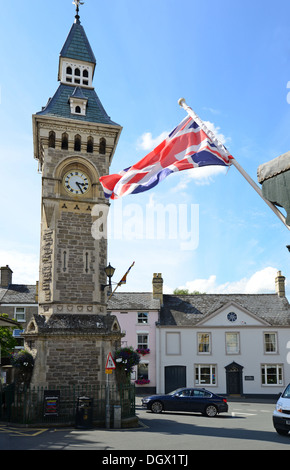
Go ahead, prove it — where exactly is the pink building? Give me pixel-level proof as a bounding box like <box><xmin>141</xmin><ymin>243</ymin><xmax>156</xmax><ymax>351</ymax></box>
<box><xmin>108</xmin><ymin>275</ymin><xmax>162</xmax><ymax>393</ymax></box>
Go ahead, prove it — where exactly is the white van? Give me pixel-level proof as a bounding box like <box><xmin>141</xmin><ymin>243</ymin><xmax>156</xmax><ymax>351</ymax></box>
<box><xmin>273</xmin><ymin>383</ymin><xmax>290</xmax><ymax>436</ymax></box>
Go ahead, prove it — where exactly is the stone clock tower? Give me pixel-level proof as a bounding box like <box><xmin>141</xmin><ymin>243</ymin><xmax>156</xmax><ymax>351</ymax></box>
<box><xmin>25</xmin><ymin>6</ymin><xmax>123</xmax><ymax>389</ymax></box>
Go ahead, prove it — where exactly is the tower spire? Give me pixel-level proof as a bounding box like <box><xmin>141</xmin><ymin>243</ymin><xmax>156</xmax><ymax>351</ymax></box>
<box><xmin>73</xmin><ymin>0</ymin><xmax>84</xmax><ymax>23</ymax></box>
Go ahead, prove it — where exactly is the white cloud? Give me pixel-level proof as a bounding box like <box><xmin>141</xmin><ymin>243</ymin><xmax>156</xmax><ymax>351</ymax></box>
<box><xmin>137</xmin><ymin>131</ymin><xmax>168</xmax><ymax>151</ymax></box>
<box><xmin>203</xmin><ymin>121</ymin><xmax>229</xmax><ymax>147</ymax></box>
<box><xmin>172</xmin><ymin>165</ymin><xmax>228</xmax><ymax>190</ymax></box>
<box><xmin>178</xmin><ymin>267</ymin><xmax>280</xmax><ymax>295</ymax></box>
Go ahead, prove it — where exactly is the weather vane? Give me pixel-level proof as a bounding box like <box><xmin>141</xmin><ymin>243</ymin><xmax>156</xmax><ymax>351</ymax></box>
<box><xmin>73</xmin><ymin>0</ymin><xmax>84</xmax><ymax>18</ymax></box>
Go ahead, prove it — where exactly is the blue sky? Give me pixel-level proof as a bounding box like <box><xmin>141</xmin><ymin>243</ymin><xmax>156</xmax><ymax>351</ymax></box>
<box><xmin>1</xmin><ymin>0</ymin><xmax>290</xmax><ymax>296</ymax></box>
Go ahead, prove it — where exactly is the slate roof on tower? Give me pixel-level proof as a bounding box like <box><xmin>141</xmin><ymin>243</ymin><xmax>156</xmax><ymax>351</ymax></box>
<box><xmin>36</xmin><ymin>84</ymin><xmax>119</xmax><ymax>125</ymax></box>
<box><xmin>60</xmin><ymin>21</ymin><xmax>96</xmax><ymax>65</ymax></box>
<box><xmin>36</xmin><ymin>16</ymin><xmax>120</xmax><ymax>127</ymax></box>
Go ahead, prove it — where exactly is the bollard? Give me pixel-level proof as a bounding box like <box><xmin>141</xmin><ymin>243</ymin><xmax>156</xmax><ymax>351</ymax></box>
<box><xmin>75</xmin><ymin>396</ymin><xmax>93</xmax><ymax>429</ymax></box>
<box><xmin>113</xmin><ymin>405</ymin><xmax>121</xmax><ymax>429</ymax></box>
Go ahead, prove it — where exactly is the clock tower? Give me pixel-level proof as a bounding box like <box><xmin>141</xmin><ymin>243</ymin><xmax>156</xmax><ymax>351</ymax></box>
<box><xmin>33</xmin><ymin>9</ymin><xmax>122</xmax><ymax>318</ymax></box>
<box><xmin>26</xmin><ymin>5</ymin><xmax>123</xmax><ymax>389</ymax></box>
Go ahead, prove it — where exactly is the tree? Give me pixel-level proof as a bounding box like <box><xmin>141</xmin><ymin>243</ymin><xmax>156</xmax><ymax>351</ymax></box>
<box><xmin>0</xmin><ymin>314</ymin><xmax>18</xmax><ymax>357</ymax></box>
<box><xmin>173</xmin><ymin>288</ymin><xmax>205</xmax><ymax>295</ymax></box>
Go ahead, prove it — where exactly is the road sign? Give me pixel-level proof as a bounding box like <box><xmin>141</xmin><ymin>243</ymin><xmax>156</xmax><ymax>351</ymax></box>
<box><xmin>105</xmin><ymin>352</ymin><xmax>116</xmax><ymax>370</ymax></box>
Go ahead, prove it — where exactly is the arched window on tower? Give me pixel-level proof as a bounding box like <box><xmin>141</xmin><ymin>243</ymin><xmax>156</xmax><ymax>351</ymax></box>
<box><xmin>74</xmin><ymin>134</ymin><xmax>81</xmax><ymax>152</ymax></box>
<box><xmin>61</xmin><ymin>132</ymin><xmax>68</xmax><ymax>150</ymax></box>
<box><xmin>99</xmin><ymin>138</ymin><xmax>106</xmax><ymax>155</ymax></box>
<box><xmin>66</xmin><ymin>66</ymin><xmax>72</xmax><ymax>83</ymax></box>
<box><xmin>82</xmin><ymin>69</ymin><xmax>89</xmax><ymax>86</ymax></box>
<box><xmin>87</xmin><ymin>136</ymin><xmax>94</xmax><ymax>153</ymax></box>
<box><xmin>48</xmin><ymin>131</ymin><xmax>56</xmax><ymax>148</ymax></box>
<box><xmin>75</xmin><ymin>106</ymin><xmax>81</xmax><ymax>114</ymax></box>
<box><xmin>74</xmin><ymin>68</ymin><xmax>81</xmax><ymax>84</ymax></box>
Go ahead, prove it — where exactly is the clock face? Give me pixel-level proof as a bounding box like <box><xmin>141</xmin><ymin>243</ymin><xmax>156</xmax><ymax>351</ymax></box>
<box><xmin>227</xmin><ymin>312</ymin><xmax>237</xmax><ymax>322</ymax></box>
<box><xmin>63</xmin><ymin>170</ymin><xmax>90</xmax><ymax>195</ymax></box>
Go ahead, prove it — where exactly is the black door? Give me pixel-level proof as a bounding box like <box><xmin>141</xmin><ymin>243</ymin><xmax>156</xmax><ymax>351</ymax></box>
<box><xmin>165</xmin><ymin>366</ymin><xmax>186</xmax><ymax>394</ymax></box>
<box><xmin>225</xmin><ymin>362</ymin><xmax>243</xmax><ymax>395</ymax></box>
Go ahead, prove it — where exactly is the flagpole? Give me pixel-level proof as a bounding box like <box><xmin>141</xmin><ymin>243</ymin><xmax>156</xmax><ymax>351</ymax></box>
<box><xmin>178</xmin><ymin>98</ymin><xmax>290</xmax><ymax>231</ymax></box>
<box><xmin>107</xmin><ymin>284</ymin><xmax>119</xmax><ymax>301</ymax></box>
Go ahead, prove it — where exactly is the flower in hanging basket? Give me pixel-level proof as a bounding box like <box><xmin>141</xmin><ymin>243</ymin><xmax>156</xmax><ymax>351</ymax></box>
<box><xmin>136</xmin><ymin>348</ymin><xmax>150</xmax><ymax>355</ymax></box>
<box><xmin>114</xmin><ymin>346</ymin><xmax>140</xmax><ymax>375</ymax></box>
<box><xmin>135</xmin><ymin>378</ymin><xmax>150</xmax><ymax>385</ymax></box>
<box><xmin>10</xmin><ymin>350</ymin><xmax>34</xmax><ymax>370</ymax></box>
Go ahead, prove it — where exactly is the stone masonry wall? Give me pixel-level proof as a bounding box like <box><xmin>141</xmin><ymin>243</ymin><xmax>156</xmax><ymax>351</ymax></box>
<box><xmin>45</xmin><ymin>336</ymin><xmax>102</xmax><ymax>387</ymax></box>
<box><xmin>56</xmin><ymin>210</ymin><xmax>97</xmax><ymax>303</ymax></box>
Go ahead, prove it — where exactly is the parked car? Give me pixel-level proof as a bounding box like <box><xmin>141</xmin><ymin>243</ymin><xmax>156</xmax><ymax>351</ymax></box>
<box><xmin>273</xmin><ymin>383</ymin><xmax>290</xmax><ymax>436</ymax></box>
<box><xmin>142</xmin><ymin>387</ymin><xmax>228</xmax><ymax>417</ymax></box>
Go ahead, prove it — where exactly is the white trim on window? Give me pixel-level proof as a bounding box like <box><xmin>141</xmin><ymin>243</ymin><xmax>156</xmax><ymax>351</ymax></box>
<box><xmin>263</xmin><ymin>332</ymin><xmax>278</xmax><ymax>354</ymax></box>
<box><xmin>197</xmin><ymin>332</ymin><xmax>211</xmax><ymax>355</ymax></box>
<box><xmin>261</xmin><ymin>363</ymin><xmax>283</xmax><ymax>386</ymax></box>
<box><xmin>195</xmin><ymin>364</ymin><xmax>217</xmax><ymax>386</ymax></box>
<box><xmin>14</xmin><ymin>307</ymin><xmax>26</xmax><ymax>322</ymax></box>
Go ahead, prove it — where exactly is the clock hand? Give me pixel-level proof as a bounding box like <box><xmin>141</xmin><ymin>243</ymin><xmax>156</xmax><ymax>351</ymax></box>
<box><xmin>76</xmin><ymin>181</ymin><xmax>84</xmax><ymax>194</ymax></box>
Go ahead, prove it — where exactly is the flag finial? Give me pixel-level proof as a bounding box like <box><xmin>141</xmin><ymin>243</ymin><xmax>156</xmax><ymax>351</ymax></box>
<box><xmin>73</xmin><ymin>0</ymin><xmax>84</xmax><ymax>23</ymax></box>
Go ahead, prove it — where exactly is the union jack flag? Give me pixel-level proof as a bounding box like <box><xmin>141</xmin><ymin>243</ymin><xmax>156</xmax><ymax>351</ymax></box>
<box><xmin>99</xmin><ymin>115</ymin><xmax>233</xmax><ymax>199</ymax></box>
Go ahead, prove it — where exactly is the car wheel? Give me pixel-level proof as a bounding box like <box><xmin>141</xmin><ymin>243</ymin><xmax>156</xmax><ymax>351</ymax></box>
<box><xmin>204</xmin><ymin>405</ymin><xmax>218</xmax><ymax>417</ymax></box>
<box><xmin>275</xmin><ymin>427</ymin><xmax>289</xmax><ymax>436</ymax></box>
<box><xmin>150</xmin><ymin>401</ymin><xmax>163</xmax><ymax>413</ymax></box>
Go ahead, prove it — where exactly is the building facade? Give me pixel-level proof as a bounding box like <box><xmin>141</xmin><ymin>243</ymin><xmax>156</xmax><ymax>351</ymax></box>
<box><xmin>0</xmin><ymin>266</ymin><xmax>37</xmax><ymax>352</ymax></box>
<box><xmin>157</xmin><ymin>271</ymin><xmax>290</xmax><ymax>397</ymax></box>
<box><xmin>108</xmin><ymin>275</ymin><xmax>161</xmax><ymax>394</ymax></box>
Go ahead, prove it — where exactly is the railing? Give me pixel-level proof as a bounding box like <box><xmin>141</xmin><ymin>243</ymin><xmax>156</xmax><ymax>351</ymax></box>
<box><xmin>0</xmin><ymin>383</ymin><xmax>135</xmax><ymax>426</ymax></box>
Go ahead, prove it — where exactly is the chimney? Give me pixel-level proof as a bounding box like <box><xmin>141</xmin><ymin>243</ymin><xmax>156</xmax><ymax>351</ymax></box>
<box><xmin>275</xmin><ymin>271</ymin><xmax>286</xmax><ymax>297</ymax></box>
<box><xmin>152</xmin><ymin>273</ymin><xmax>163</xmax><ymax>304</ymax></box>
<box><xmin>0</xmin><ymin>265</ymin><xmax>13</xmax><ymax>288</ymax></box>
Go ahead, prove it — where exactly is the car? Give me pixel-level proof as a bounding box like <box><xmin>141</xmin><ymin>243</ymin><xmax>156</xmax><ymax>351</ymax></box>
<box><xmin>141</xmin><ymin>387</ymin><xmax>228</xmax><ymax>417</ymax></box>
<box><xmin>273</xmin><ymin>383</ymin><xmax>290</xmax><ymax>436</ymax></box>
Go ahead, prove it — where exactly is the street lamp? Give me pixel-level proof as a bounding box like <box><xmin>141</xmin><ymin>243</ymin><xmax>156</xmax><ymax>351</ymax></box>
<box><xmin>101</xmin><ymin>263</ymin><xmax>115</xmax><ymax>290</ymax></box>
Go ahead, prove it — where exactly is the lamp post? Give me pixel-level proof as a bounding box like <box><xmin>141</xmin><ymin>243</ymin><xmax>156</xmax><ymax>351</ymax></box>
<box><xmin>102</xmin><ymin>263</ymin><xmax>115</xmax><ymax>428</ymax></box>
<box><xmin>101</xmin><ymin>263</ymin><xmax>115</xmax><ymax>291</ymax></box>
